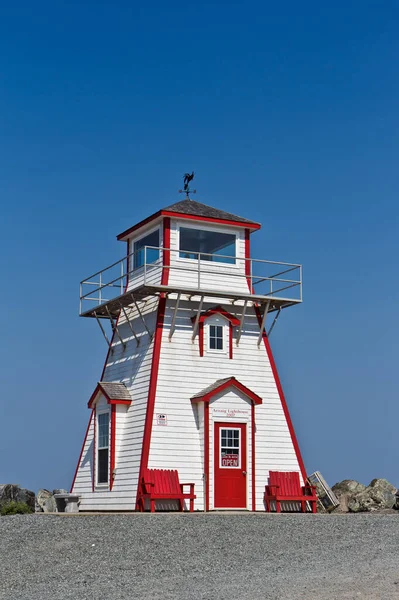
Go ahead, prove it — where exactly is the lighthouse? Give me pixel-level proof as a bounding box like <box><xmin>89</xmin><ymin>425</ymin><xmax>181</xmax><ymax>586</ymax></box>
<box><xmin>71</xmin><ymin>185</ymin><xmax>305</xmax><ymax>511</ymax></box>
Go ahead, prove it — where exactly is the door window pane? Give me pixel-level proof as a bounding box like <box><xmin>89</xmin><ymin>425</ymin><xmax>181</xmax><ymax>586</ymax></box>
<box><xmin>134</xmin><ymin>230</ymin><xmax>160</xmax><ymax>269</ymax></box>
<box><xmin>179</xmin><ymin>228</ymin><xmax>236</xmax><ymax>264</ymax></box>
<box><xmin>220</xmin><ymin>428</ymin><xmax>240</xmax><ymax>468</ymax></box>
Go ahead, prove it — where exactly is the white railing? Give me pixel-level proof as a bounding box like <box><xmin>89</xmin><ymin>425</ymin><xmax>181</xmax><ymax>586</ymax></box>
<box><xmin>79</xmin><ymin>246</ymin><xmax>302</xmax><ymax>314</ymax></box>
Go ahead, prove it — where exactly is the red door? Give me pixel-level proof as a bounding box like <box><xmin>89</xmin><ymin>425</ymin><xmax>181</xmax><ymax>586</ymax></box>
<box><xmin>214</xmin><ymin>422</ymin><xmax>247</xmax><ymax>509</ymax></box>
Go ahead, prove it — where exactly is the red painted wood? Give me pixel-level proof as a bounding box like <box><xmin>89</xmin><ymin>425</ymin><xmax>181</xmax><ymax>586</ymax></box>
<box><xmin>136</xmin><ymin>217</ymin><xmax>171</xmax><ymax>509</ymax></box>
<box><xmin>264</xmin><ymin>471</ymin><xmax>317</xmax><ymax>513</ymax></box>
<box><xmin>191</xmin><ymin>377</ymin><xmax>262</xmax><ymax>405</ymax></box>
<box><xmin>109</xmin><ymin>405</ymin><xmax>116</xmax><ymax>491</ymax></box>
<box><xmin>251</xmin><ymin>403</ymin><xmax>256</xmax><ymax>511</ymax></box>
<box><xmin>138</xmin><ymin>468</ymin><xmax>196</xmax><ymax>512</ymax></box>
<box><xmin>214</xmin><ymin>422</ymin><xmax>247</xmax><ymax>509</ymax></box>
<box><xmin>70</xmin><ymin>409</ymin><xmax>94</xmax><ymax>492</ymax></box>
<box><xmin>92</xmin><ymin>408</ymin><xmax>96</xmax><ymax>492</ymax></box>
<box><xmin>229</xmin><ymin>322</ymin><xmax>233</xmax><ymax>360</ymax></box>
<box><xmin>117</xmin><ymin>210</ymin><xmax>260</xmax><ymax>241</ymax></box>
<box><xmin>204</xmin><ymin>402</ymin><xmax>210</xmax><ymax>511</ymax></box>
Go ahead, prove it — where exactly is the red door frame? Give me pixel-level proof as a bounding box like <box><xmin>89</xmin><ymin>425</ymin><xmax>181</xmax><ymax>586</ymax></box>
<box><xmin>214</xmin><ymin>422</ymin><xmax>247</xmax><ymax>509</ymax></box>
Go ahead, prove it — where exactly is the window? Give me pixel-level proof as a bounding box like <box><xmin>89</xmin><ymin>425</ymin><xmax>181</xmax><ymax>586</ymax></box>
<box><xmin>133</xmin><ymin>229</ymin><xmax>160</xmax><ymax>269</ymax></box>
<box><xmin>179</xmin><ymin>227</ymin><xmax>236</xmax><ymax>264</ymax></box>
<box><xmin>209</xmin><ymin>325</ymin><xmax>223</xmax><ymax>350</ymax></box>
<box><xmin>97</xmin><ymin>412</ymin><xmax>109</xmax><ymax>485</ymax></box>
<box><xmin>220</xmin><ymin>428</ymin><xmax>240</xmax><ymax>468</ymax></box>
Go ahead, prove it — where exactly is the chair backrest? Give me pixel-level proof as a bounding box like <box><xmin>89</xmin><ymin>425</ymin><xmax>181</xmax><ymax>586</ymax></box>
<box><xmin>269</xmin><ymin>471</ymin><xmax>301</xmax><ymax>496</ymax></box>
<box><xmin>142</xmin><ymin>468</ymin><xmax>181</xmax><ymax>495</ymax></box>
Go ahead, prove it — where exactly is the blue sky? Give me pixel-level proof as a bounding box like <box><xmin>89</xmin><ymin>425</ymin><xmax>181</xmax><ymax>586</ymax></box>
<box><xmin>1</xmin><ymin>1</ymin><xmax>398</xmax><ymax>493</ymax></box>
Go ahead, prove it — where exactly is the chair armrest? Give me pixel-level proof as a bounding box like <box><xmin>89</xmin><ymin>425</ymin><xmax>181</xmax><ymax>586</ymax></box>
<box><xmin>180</xmin><ymin>483</ymin><xmax>195</xmax><ymax>493</ymax></box>
<box><xmin>302</xmin><ymin>485</ymin><xmax>317</xmax><ymax>495</ymax></box>
<box><xmin>265</xmin><ymin>484</ymin><xmax>280</xmax><ymax>493</ymax></box>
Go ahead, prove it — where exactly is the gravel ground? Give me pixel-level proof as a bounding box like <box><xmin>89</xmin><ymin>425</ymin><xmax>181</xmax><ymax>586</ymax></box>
<box><xmin>1</xmin><ymin>513</ymin><xmax>399</xmax><ymax>600</ymax></box>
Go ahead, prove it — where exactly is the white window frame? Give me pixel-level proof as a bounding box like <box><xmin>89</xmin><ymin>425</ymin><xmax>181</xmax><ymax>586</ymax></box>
<box><xmin>205</xmin><ymin>315</ymin><xmax>228</xmax><ymax>355</ymax></box>
<box><xmin>219</xmin><ymin>426</ymin><xmax>241</xmax><ymax>469</ymax></box>
<box><xmin>96</xmin><ymin>409</ymin><xmax>110</xmax><ymax>488</ymax></box>
<box><xmin>176</xmin><ymin>222</ymin><xmax>239</xmax><ymax>268</ymax></box>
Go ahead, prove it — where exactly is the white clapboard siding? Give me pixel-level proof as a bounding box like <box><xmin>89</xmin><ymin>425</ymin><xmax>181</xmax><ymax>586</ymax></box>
<box><xmin>147</xmin><ymin>297</ymin><xmax>301</xmax><ymax>511</ymax></box>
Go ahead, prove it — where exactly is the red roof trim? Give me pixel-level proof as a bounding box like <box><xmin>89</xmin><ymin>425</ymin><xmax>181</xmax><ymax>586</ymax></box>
<box><xmin>87</xmin><ymin>384</ymin><xmax>132</xmax><ymax>408</ymax></box>
<box><xmin>117</xmin><ymin>210</ymin><xmax>260</xmax><ymax>241</ymax></box>
<box><xmin>191</xmin><ymin>377</ymin><xmax>262</xmax><ymax>405</ymax></box>
<box><xmin>190</xmin><ymin>305</ymin><xmax>240</xmax><ymax>327</ymax></box>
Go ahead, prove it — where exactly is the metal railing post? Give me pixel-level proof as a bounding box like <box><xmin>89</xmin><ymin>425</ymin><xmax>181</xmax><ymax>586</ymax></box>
<box><xmin>198</xmin><ymin>253</ymin><xmax>201</xmax><ymax>289</ymax></box>
<box><xmin>120</xmin><ymin>260</ymin><xmax>124</xmax><ymax>294</ymax></box>
<box><xmin>99</xmin><ymin>273</ymin><xmax>102</xmax><ymax>305</ymax></box>
<box><xmin>144</xmin><ymin>246</ymin><xmax>147</xmax><ymax>285</ymax></box>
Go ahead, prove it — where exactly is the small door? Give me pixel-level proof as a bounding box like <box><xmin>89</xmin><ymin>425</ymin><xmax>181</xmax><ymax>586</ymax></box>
<box><xmin>214</xmin><ymin>422</ymin><xmax>247</xmax><ymax>509</ymax></box>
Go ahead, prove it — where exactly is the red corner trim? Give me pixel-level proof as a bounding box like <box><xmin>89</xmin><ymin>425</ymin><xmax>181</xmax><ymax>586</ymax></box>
<box><xmin>110</xmin><ymin>405</ymin><xmax>116</xmax><ymax>491</ymax></box>
<box><xmin>199</xmin><ymin>322</ymin><xmax>204</xmax><ymax>357</ymax></box>
<box><xmin>204</xmin><ymin>401</ymin><xmax>210</xmax><ymax>511</ymax></box>
<box><xmin>161</xmin><ymin>217</ymin><xmax>171</xmax><ymax>286</ymax></box>
<box><xmin>251</xmin><ymin>403</ymin><xmax>256</xmax><ymax>511</ymax></box>
<box><xmin>135</xmin><ymin>217</ymin><xmax>170</xmax><ymax>508</ymax></box>
<box><xmin>244</xmin><ymin>229</ymin><xmax>253</xmax><ymax>292</ymax></box>
<box><xmin>70</xmin><ymin>409</ymin><xmax>94</xmax><ymax>492</ymax></box>
<box><xmin>117</xmin><ymin>211</ymin><xmax>260</xmax><ymax>241</ymax></box>
<box><xmin>254</xmin><ymin>305</ymin><xmax>308</xmax><ymax>483</ymax></box>
<box><xmin>229</xmin><ymin>322</ymin><xmax>233</xmax><ymax>359</ymax></box>
<box><xmin>87</xmin><ymin>384</ymin><xmax>132</xmax><ymax>409</ymax></box>
<box><xmin>92</xmin><ymin>408</ymin><xmax>96</xmax><ymax>492</ymax></box>
<box><xmin>191</xmin><ymin>377</ymin><xmax>262</xmax><ymax>405</ymax></box>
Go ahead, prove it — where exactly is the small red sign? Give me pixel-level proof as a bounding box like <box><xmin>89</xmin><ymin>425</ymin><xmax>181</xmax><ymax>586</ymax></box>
<box><xmin>221</xmin><ymin>453</ymin><xmax>239</xmax><ymax>467</ymax></box>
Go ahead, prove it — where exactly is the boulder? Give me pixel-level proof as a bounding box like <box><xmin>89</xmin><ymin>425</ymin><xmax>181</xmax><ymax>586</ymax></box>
<box><xmin>348</xmin><ymin>479</ymin><xmax>397</xmax><ymax>513</ymax></box>
<box><xmin>331</xmin><ymin>480</ymin><xmax>366</xmax><ymax>513</ymax></box>
<box><xmin>36</xmin><ymin>489</ymin><xmax>52</xmax><ymax>512</ymax></box>
<box><xmin>52</xmin><ymin>489</ymin><xmax>68</xmax><ymax>496</ymax></box>
<box><xmin>0</xmin><ymin>484</ymin><xmax>35</xmax><ymax>511</ymax></box>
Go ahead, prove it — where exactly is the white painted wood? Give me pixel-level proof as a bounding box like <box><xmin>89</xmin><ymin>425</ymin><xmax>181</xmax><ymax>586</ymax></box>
<box><xmin>74</xmin><ymin>220</ymin><xmax>304</xmax><ymax>512</ymax></box>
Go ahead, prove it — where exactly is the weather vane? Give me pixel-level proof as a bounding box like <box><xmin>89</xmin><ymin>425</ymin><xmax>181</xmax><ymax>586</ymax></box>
<box><xmin>179</xmin><ymin>171</ymin><xmax>196</xmax><ymax>199</ymax></box>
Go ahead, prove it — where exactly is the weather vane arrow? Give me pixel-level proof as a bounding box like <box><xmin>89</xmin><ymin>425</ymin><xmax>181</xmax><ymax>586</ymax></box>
<box><xmin>178</xmin><ymin>171</ymin><xmax>196</xmax><ymax>199</ymax></box>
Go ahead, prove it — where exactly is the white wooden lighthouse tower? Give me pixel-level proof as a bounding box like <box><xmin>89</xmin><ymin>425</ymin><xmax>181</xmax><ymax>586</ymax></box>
<box><xmin>71</xmin><ymin>186</ymin><xmax>306</xmax><ymax>511</ymax></box>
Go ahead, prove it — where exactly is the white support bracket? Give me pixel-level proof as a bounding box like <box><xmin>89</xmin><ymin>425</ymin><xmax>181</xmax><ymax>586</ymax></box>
<box><xmin>105</xmin><ymin>306</ymin><xmax>126</xmax><ymax>350</ymax></box>
<box><xmin>131</xmin><ymin>294</ymin><xmax>154</xmax><ymax>341</ymax></box>
<box><xmin>236</xmin><ymin>300</ymin><xmax>248</xmax><ymax>346</ymax></box>
<box><xmin>257</xmin><ymin>299</ymin><xmax>271</xmax><ymax>347</ymax></box>
<box><xmin>267</xmin><ymin>307</ymin><xmax>281</xmax><ymax>338</ymax></box>
<box><xmin>191</xmin><ymin>295</ymin><xmax>205</xmax><ymax>341</ymax></box>
<box><xmin>169</xmin><ymin>292</ymin><xmax>181</xmax><ymax>341</ymax></box>
<box><xmin>120</xmin><ymin>305</ymin><xmax>140</xmax><ymax>347</ymax></box>
<box><xmin>94</xmin><ymin>311</ymin><xmax>112</xmax><ymax>351</ymax></box>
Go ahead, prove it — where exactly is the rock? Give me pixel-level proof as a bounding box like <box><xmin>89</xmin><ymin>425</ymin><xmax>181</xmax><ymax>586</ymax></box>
<box><xmin>0</xmin><ymin>484</ymin><xmax>35</xmax><ymax>511</ymax></box>
<box><xmin>348</xmin><ymin>479</ymin><xmax>397</xmax><ymax>513</ymax></box>
<box><xmin>36</xmin><ymin>489</ymin><xmax>52</xmax><ymax>512</ymax></box>
<box><xmin>52</xmin><ymin>489</ymin><xmax>68</xmax><ymax>496</ymax></box>
<box><xmin>43</xmin><ymin>495</ymin><xmax>57</xmax><ymax>513</ymax></box>
<box><xmin>331</xmin><ymin>480</ymin><xmax>366</xmax><ymax>513</ymax></box>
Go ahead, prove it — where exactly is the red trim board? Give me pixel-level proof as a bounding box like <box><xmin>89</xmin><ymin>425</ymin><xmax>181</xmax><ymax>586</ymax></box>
<box><xmin>117</xmin><ymin>211</ymin><xmax>260</xmax><ymax>240</ymax></box>
<box><xmin>110</xmin><ymin>405</ymin><xmax>116</xmax><ymax>491</ymax></box>
<box><xmin>191</xmin><ymin>377</ymin><xmax>262</xmax><ymax>405</ymax></box>
<box><xmin>136</xmin><ymin>217</ymin><xmax>171</xmax><ymax>509</ymax></box>
<box><xmin>92</xmin><ymin>408</ymin><xmax>96</xmax><ymax>492</ymax></box>
<box><xmin>245</xmin><ymin>227</ymin><xmax>308</xmax><ymax>483</ymax></box>
<box><xmin>251</xmin><ymin>403</ymin><xmax>256</xmax><ymax>511</ymax></box>
<box><xmin>204</xmin><ymin>401</ymin><xmax>210</xmax><ymax>511</ymax></box>
<box><xmin>70</xmin><ymin>409</ymin><xmax>94</xmax><ymax>492</ymax></box>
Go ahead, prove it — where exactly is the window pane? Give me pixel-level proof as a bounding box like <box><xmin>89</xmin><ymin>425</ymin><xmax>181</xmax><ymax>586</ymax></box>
<box><xmin>216</xmin><ymin>338</ymin><xmax>223</xmax><ymax>350</ymax></box>
<box><xmin>179</xmin><ymin>228</ymin><xmax>236</xmax><ymax>264</ymax></box>
<box><xmin>98</xmin><ymin>413</ymin><xmax>109</xmax><ymax>449</ymax></box>
<box><xmin>134</xmin><ymin>230</ymin><xmax>160</xmax><ymax>268</ymax></box>
<box><xmin>98</xmin><ymin>448</ymin><xmax>109</xmax><ymax>484</ymax></box>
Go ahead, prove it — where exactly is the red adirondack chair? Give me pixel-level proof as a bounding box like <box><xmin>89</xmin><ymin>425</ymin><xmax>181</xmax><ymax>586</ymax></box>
<box><xmin>137</xmin><ymin>468</ymin><xmax>196</xmax><ymax>512</ymax></box>
<box><xmin>264</xmin><ymin>471</ymin><xmax>317</xmax><ymax>513</ymax></box>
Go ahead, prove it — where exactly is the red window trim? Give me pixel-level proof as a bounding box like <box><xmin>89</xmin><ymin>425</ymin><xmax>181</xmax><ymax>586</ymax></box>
<box><xmin>191</xmin><ymin>305</ymin><xmax>239</xmax><ymax>359</ymax></box>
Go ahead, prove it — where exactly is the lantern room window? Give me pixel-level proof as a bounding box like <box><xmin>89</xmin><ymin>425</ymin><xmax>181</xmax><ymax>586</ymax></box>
<box><xmin>97</xmin><ymin>412</ymin><xmax>110</xmax><ymax>485</ymax></box>
<box><xmin>179</xmin><ymin>227</ymin><xmax>236</xmax><ymax>264</ymax></box>
<box><xmin>133</xmin><ymin>229</ymin><xmax>160</xmax><ymax>269</ymax></box>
